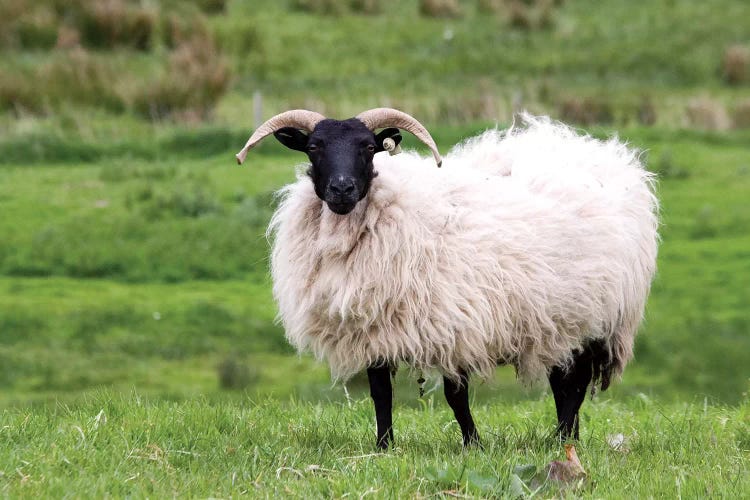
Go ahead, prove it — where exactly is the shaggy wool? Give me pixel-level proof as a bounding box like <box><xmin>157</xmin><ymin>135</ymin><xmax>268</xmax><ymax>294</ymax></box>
<box><xmin>268</xmin><ymin>115</ymin><xmax>659</xmax><ymax>383</ymax></box>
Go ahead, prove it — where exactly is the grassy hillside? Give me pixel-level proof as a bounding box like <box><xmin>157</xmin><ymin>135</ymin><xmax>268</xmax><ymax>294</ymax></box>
<box><xmin>1</xmin><ymin>393</ymin><xmax>747</xmax><ymax>497</ymax></box>
<box><xmin>1</xmin><ymin>0</ymin><xmax>748</xmax><ymax>136</ymax></box>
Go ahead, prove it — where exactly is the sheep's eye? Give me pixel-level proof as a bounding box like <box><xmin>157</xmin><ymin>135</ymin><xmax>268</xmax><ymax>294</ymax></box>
<box><xmin>366</xmin><ymin>144</ymin><xmax>376</xmax><ymax>153</ymax></box>
<box><xmin>307</xmin><ymin>144</ymin><xmax>318</xmax><ymax>153</ymax></box>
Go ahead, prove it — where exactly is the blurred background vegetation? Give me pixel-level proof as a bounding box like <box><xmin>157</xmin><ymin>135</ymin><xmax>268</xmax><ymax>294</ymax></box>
<box><xmin>0</xmin><ymin>0</ymin><xmax>748</xmax><ymax>407</ymax></box>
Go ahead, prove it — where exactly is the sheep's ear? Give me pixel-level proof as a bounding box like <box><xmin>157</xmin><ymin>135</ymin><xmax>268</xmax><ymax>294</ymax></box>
<box><xmin>274</xmin><ymin>127</ymin><xmax>309</xmax><ymax>152</ymax></box>
<box><xmin>375</xmin><ymin>128</ymin><xmax>402</xmax><ymax>153</ymax></box>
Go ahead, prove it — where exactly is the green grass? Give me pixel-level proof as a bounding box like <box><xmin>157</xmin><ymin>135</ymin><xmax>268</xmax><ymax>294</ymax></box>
<box><xmin>0</xmin><ymin>393</ymin><xmax>747</xmax><ymax>497</ymax></box>
<box><xmin>1</xmin><ymin>1</ymin><xmax>748</xmax><ymax>495</ymax></box>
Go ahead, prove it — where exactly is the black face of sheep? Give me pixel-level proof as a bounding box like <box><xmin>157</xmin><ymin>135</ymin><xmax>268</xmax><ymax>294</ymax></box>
<box><xmin>273</xmin><ymin>119</ymin><xmax>403</xmax><ymax>215</ymax></box>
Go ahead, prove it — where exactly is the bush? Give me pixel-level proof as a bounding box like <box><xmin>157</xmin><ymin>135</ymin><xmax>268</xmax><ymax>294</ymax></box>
<box><xmin>722</xmin><ymin>44</ymin><xmax>750</xmax><ymax>85</ymax></box>
<box><xmin>39</xmin><ymin>48</ymin><xmax>125</xmax><ymax>112</ymax></box>
<box><xmin>16</xmin><ymin>6</ymin><xmax>58</xmax><ymax>49</ymax></box>
<box><xmin>134</xmin><ymin>35</ymin><xmax>231</xmax><ymax>120</ymax></box>
<box><xmin>78</xmin><ymin>0</ymin><xmax>156</xmax><ymax>51</ymax></box>
<box><xmin>418</xmin><ymin>0</ymin><xmax>462</xmax><ymax>18</ymax></box>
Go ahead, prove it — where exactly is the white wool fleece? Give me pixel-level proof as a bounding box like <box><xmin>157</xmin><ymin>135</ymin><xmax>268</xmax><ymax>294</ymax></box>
<box><xmin>268</xmin><ymin>115</ymin><xmax>659</xmax><ymax>383</ymax></box>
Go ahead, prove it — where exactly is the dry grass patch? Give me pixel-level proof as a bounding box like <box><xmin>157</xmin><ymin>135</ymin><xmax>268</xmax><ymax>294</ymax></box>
<box><xmin>685</xmin><ymin>97</ymin><xmax>730</xmax><ymax>130</ymax></box>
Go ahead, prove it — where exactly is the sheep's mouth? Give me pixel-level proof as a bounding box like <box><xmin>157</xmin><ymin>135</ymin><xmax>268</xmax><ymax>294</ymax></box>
<box><xmin>326</xmin><ymin>201</ymin><xmax>357</xmax><ymax>215</ymax></box>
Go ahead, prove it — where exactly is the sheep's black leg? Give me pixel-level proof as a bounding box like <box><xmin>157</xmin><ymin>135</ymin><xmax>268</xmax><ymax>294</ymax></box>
<box><xmin>443</xmin><ymin>369</ymin><xmax>481</xmax><ymax>447</ymax></box>
<box><xmin>367</xmin><ymin>364</ymin><xmax>394</xmax><ymax>449</ymax></box>
<box><xmin>548</xmin><ymin>349</ymin><xmax>593</xmax><ymax>440</ymax></box>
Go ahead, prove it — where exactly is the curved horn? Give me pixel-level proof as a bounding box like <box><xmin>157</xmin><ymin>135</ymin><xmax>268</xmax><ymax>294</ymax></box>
<box><xmin>356</xmin><ymin>108</ymin><xmax>442</xmax><ymax>167</ymax></box>
<box><xmin>235</xmin><ymin>109</ymin><xmax>326</xmax><ymax>164</ymax></box>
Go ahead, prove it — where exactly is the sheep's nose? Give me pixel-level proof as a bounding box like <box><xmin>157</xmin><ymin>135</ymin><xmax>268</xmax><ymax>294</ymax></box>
<box><xmin>329</xmin><ymin>177</ymin><xmax>356</xmax><ymax>197</ymax></box>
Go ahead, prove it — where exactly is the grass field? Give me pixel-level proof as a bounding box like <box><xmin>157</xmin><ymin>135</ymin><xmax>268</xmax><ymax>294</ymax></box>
<box><xmin>1</xmin><ymin>0</ymin><xmax>749</xmax><ymax>496</ymax></box>
<box><xmin>1</xmin><ymin>393</ymin><xmax>748</xmax><ymax>497</ymax></box>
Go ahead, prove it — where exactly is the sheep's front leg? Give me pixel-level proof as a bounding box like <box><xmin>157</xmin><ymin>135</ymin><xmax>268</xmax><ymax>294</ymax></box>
<box><xmin>367</xmin><ymin>365</ymin><xmax>393</xmax><ymax>449</ymax></box>
<box><xmin>443</xmin><ymin>369</ymin><xmax>481</xmax><ymax>447</ymax></box>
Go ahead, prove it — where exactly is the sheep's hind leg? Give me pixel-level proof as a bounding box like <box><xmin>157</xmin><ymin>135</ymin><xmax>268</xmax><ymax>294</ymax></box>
<box><xmin>367</xmin><ymin>364</ymin><xmax>394</xmax><ymax>449</ymax></box>
<box><xmin>548</xmin><ymin>348</ymin><xmax>594</xmax><ymax>440</ymax></box>
<box><xmin>443</xmin><ymin>369</ymin><xmax>481</xmax><ymax>447</ymax></box>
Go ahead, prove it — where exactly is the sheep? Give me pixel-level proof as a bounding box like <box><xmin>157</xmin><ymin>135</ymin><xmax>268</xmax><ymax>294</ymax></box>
<box><xmin>235</xmin><ymin>108</ymin><xmax>659</xmax><ymax>449</ymax></box>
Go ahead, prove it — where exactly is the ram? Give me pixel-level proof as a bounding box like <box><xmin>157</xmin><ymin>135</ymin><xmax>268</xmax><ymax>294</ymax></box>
<box><xmin>236</xmin><ymin>108</ymin><xmax>659</xmax><ymax>449</ymax></box>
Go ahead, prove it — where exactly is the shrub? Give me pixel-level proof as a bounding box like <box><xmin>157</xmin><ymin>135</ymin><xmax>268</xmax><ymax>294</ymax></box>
<box><xmin>78</xmin><ymin>0</ymin><xmax>156</xmax><ymax>51</ymax></box>
<box><xmin>722</xmin><ymin>44</ymin><xmax>750</xmax><ymax>85</ymax></box>
<box><xmin>39</xmin><ymin>48</ymin><xmax>124</xmax><ymax>112</ymax></box>
<box><xmin>558</xmin><ymin>96</ymin><xmax>613</xmax><ymax>125</ymax></box>
<box><xmin>685</xmin><ymin>97</ymin><xmax>730</xmax><ymax>131</ymax></box>
<box><xmin>161</xmin><ymin>11</ymin><xmax>211</xmax><ymax>48</ymax></box>
<box><xmin>134</xmin><ymin>35</ymin><xmax>231</xmax><ymax>120</ymax></box>
<box><xmin>16</xmin><ymin>6</ymin><xmax>58</xmax><ymax>49</ymax></box>
<box><xmin>418</xmin><ymin>0</ymin><xmax>462</xmax><ymax>18</ymax></box>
